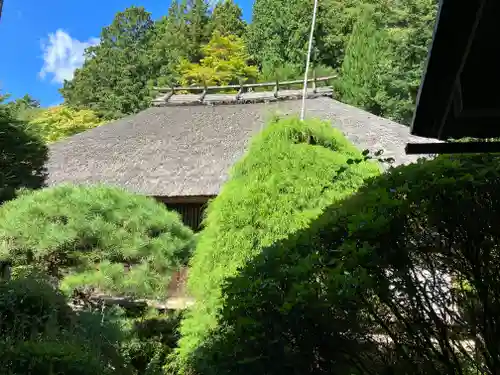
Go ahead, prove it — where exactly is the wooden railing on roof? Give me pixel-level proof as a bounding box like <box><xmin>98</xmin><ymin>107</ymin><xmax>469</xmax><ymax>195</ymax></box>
<box><xmin>152</xmin><ymin>74</ymin><xmax>337</xmax><ymax>106</ymax></box>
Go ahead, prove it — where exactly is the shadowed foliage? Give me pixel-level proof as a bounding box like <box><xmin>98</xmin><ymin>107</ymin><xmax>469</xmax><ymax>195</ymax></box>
<box><xmin>0</xmin><ymin>276</ymin><xmax>130</xmax><ymax>375</ymax></box>
<box><xmin>187</xmin><ymin>153</ymin><xmax>500</xmax><ymax>375</ymax></box>
<box><xmin>0</xmin><ymin>94</ymin><xmax>47</xmax><ymax>205</ymax></box>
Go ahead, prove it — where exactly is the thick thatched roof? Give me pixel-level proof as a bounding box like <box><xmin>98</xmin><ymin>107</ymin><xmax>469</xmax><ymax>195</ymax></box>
<box><xmin>46</xmin><ymin>98</ymin><xmax>438</xmax><ymax>197</ymax></box>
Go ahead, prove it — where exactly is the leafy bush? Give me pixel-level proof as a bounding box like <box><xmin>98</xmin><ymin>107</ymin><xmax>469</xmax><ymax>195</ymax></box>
<box><xmin>188</xmin><ymin>154</ymin><xmax>500</xmax><ymax>375</ymax></box>
<box><xmin>0</xmin><ymin>94</ymin><xmax>47</xmax><ymax>205</ymax></box>
<box><xmin>27</xmin><ymin>105</ymin><xmax>105</xmax><ymax>143</ymax></box>
<box><xmin>0</xmin><ymin>184</ymin><xmax>195</xmax><ymax>299</ymax></box>
<box><xmin>120</xmin><ymin>309</ymin><xmax>183</xmax><ymax>374</ymax></box>
<box><xmin>0</xmin><ymin>276</ymin><xmax>129</xmax><ymax>375</ymax></box>
<box><xmin>173</xmin><ymin>116</ymin><xmax>380</xmax><ymax>371</ymax></box>
<box><xmin>0</xmin><ymin>277</ymin><xmax>73</xmax><ymax>339</ymax></box>
<box><xmin>0</xmin><ymin>339</ymin><xmax>115</xmax><ymax>375</ymax></box>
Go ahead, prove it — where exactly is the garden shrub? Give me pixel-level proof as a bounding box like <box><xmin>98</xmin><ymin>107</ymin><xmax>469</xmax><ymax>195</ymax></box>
<box><xmin>0</xmin><ymin>276</ymin><xmax>130</xmax><ymax>374</ymax></box>
<box><xmin>0</xmin><ymin>96</ymin><xmax>47</xmax><ymax>205</ymax></box>
<box><xmin>0</xmin><ymin>339</ymin><xmax>114</xmax><ymax>375</ymax></box>
<box><xmin>188</xmin><ymin>154</ymin><xmax>500</xmax><ymax>375</ymax></box>
<box><xmin>120</xmin><ymin>309</ymin><xmax>183</xmax><ymax>374</ymax></box>
<box><xmin>0</xmin><ymin>184</ymin><xmax>195</xmax><ymax>299</ymax></box>
<box><xmin>0</xmin><ymin>276</ymin><xmax>73</xmax><ymax>339</ymax></box>
<box><xmin>173</xmin><ymin>116</ymin><xmax>380</xmax><ymax>371</ymax></box>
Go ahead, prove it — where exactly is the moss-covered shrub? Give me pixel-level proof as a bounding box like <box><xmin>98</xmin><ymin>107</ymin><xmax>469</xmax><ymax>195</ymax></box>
<box><xmin>173</xmin><ymin>116</ymin><xmax>380</xmax><ymax>370</ymax></box>
<box><xmin>0</xmin><ymin>184</ymin><xmax>195</xmax><ymax>298</ymax></box>
<box><xmin>188</xmin><ymin>154</ymin><xmax>500</xmax><ymax>375</ymax></box>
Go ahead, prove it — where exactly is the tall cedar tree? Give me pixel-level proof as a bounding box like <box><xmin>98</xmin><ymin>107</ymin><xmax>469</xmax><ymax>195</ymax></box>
<box><xmin>208</xmin><ymin>0</ymin><xmax>246</xmax><ymax>38</ymax></box>
<box><xmin>60</xmin><ymin>7</ymin><xmax>156</xmax><ymax>119</ymax></box>
<box><xmin>335</xmin><ymin>7</ymin><xmax>391</xmax><ymax>116</ymax></box>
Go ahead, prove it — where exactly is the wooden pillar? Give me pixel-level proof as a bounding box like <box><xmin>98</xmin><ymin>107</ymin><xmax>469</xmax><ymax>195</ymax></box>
<box><xmin>312</xmin><ymin>68</ymin><xmax>317</xmax><ymax>94</ymax></box>
<box><xmin>274</xmin><ymin>78</ymin><xmax>280</xmax><ymax>98</ymax></box>
<box><xmin>236</xmin><ymin>79</ymin><xmax>244</xmax><ymax>100</ymax></box>
<box><xmin>0</xmin><ymin>260</ymin><xmax>11</xmax><ymax>281</ymax></box>
<box><xmin>164</xmin><ymin>87</ymin><xmax>175</xmax><ymax>103</ymax></box>
<box><xmin>199</xmin><ymin>81</ymin><xmax>208</xmax><ymax>103</ymax></box>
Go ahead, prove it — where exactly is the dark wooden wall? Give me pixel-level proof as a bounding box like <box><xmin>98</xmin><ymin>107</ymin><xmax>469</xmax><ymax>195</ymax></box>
<box><xmin>154</xmin><ymin>195</ymin><xmax>214</xmax><ymax>232</ymax></box>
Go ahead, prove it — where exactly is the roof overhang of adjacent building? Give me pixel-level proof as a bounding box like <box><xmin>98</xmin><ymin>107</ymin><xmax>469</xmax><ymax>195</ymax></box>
<box><xmin>411</xmin><ymin>0</ymin><xmax>500</xmax><ymax>142</ymax></box>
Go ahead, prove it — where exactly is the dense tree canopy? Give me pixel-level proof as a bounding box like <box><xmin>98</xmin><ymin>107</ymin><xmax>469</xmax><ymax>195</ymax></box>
<box><xmin>55</xmin><ymin>0</ymin><xmax>438</xmax><ymax>124</ymax></box>
<box><xmin>335</xmin><ymin>7</ymin><xmax>391</xmax><ymax>116</ymax></box>
<box><xmin>208</xmin><ymin>0</ymin><xmax>246</xmax><ymax>38</ymax></box>
<box><xmin>60</xmin><ymin>7</ymin><xmax>157</xmax><ymax>119</ymax></box>
<box><xmin>246</xmin><ymin>0</ymin><xmax>437</xmax><ymax>123</ymax></box>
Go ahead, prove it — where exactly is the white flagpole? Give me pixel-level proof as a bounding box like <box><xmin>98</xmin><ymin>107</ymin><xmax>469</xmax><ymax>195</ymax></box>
<box><xmin>300</xmin><ymin>0</ymin><xmax>319</xmax><ymax>121</ymax></box>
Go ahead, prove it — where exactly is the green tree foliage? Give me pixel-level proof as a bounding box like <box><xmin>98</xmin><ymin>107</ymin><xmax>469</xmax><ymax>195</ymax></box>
<box><xmin>60</xmin><ymin>7</ymin><xmax>156</xmax><ymax>119</ymax></box>
<box><xmin>0</xmin><ymin>277</ymin><xmax>129</xmax><ymax>374</ymax></box>
<box><xmin>149</xmin><ymin>0</ymin><xmax>211</xmax><ymax>89</ymax></box>
<box><xmin>188</xmin><ymin>154</ymin><xmax>500</xmax><ymax>375</ymax></box>
<box><xmin>4</xmin><ymin>94</ymin><xmax>42</xmax><ymax>122</ymax></box>
<box><xmin>335</xmin><ymin>7</ymin><xmax>391</xmax><ymax>116</ymax></box>
<box><xmin>208</xmin><ymin>0</ymin><xmax>246</xmax><ymax>38</ymax></box>
<box><xmin>179</xmin><ymin>32</ymin><xmax>258</xmax><ymax>86</ymax></box>
<box><xmin>248</xmin><ymin>0</ymin><xmax>437</xmax><ymax>124</ymax></box>
<box><xmin>332</xmin><ymin>0</ymin><xmax>437</xmax><ymax>124</ymax></box>
<box><xmin>27</xmin><ymin>105</ymin><xmax>105</xmax><ymax>143</ymax></box>
<box><xmin>182</xmin><ymin>0</ymin><xmax>211</xmax><ymax>62</ymax></box>
<box><xmin>0</xmin><ymin>184</ymin><xmax>195</xmax><ymax>299</ymax></box>
<box><xmin>246</xmin><ymin>0</ymin><xmax>319</xmax><ymax>70</ymax></box>
<box><xmin>172</xmin><ymin>116</ymin><xmax>380</xmax><ymax>371</ymax></box>
<box><xmin>0</xmin><ymin>93</ymin><xmax>47</xmax><ymax>204</ymax></box>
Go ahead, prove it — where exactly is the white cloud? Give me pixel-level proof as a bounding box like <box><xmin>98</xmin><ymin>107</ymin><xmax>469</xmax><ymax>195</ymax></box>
<box><xmin>39</xmin><ymin>29</ymin><xmax>99</xmax><ymax>84</ymax></box>
<box><xmin>207</xmin><ymin>0</ymin><xmax>222</xmax><ymax>10</ymax></box>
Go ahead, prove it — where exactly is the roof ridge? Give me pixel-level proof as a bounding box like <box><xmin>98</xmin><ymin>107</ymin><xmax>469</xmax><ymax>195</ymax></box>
<box><xmin>152</xmin><ymin>87</ymin><xmax>334</xmax><ymax>107</ymax></box>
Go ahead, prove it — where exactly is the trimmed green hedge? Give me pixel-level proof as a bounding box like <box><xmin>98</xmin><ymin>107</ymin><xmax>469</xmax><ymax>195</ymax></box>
<box><xmin>0</xmin><ymin>184</ymin><xmax>195</xmax><ymax>299</ymax></box>
<box><xmin>187</xmin><ymin>154</ymin><xmax>500</xmax><ymax>375</ymax></box>
<box><xmin>173</xmin><ymin>116</ymin><xmax>380</xmax><ymax>371</ymax></box>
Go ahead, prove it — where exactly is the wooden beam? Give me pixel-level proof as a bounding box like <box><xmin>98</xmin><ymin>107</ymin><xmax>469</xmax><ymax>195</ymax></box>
<box><xmin>153</xmin><ymin>195</ymin><xmax>215</xmax><ymax>204</ymax></box>
<box><xmin>153</xmin><ymin>75</ymin><xmax>337</xmax><ymax>93</ymax></box>
<box><xmin>406</xmin><ymin>141</ymin><xmax>500</xmax><ymax>155</ymax></box>
<box><xmin>70</xmin><ymin>294</ymin><xmax>195</xmax><ymax>312</ymax></box>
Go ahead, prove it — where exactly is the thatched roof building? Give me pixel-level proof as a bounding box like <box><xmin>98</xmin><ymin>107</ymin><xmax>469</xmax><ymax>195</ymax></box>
<box><xmin>47</xmin><ymin>97</ymin><xmax>437</xmax><ymax>230</ymax></box>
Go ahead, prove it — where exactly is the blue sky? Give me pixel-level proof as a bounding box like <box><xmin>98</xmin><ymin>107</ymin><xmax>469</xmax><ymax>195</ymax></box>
<box><xmin>0</xmin><ymin>0</ymin><xmax>254</xmax><ymax>107</ymax></box>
